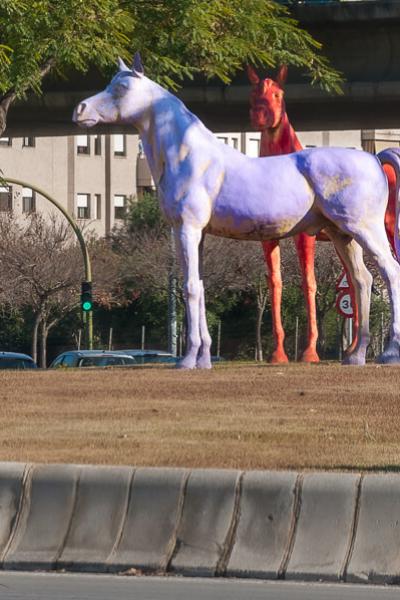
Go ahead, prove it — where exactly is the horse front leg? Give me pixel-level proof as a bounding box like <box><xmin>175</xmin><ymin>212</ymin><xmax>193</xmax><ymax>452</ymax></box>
<box><xmin>196</xmin><ymin>280</ymin><xmax>212</xmax><ymax>369</ymax></box>
<box><xmin>175</xmin><ymin>225</ymin><xmax>205</xmax><ymax>369</ymax></box>
<box><xmin>195</xmin><ymin>235</ymin><xmax>212</xmax><ymax>369</ymax></box>
<box><xmin>294</xmin><ymin>233</ymin><xmax>319</xmax><ymax>363</ymax></box>
<box><xmin>262</xmin><ymin>240</ymin><xmax>288</xmax><ymax>363</ymax></box>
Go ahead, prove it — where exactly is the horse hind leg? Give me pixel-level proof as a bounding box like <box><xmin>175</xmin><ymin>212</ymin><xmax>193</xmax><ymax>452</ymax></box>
<box><xmin>354</xmin><ymin>227</ymin><xmax>400</xmax><ymax>364</ymax></box>
<box><xmin>262</xmin><ymin>240</ymin><xmax>289</xmax><ymax>363</ymax></box>
<box><xmin>325</xmin><ymin>227</ymin><xmax>372</xmax><ymax>366</ymax></box>
<box><xmin>294</xmin><ymin>233</ymin><xmax>320</xmax><ymax>363</ymax></box>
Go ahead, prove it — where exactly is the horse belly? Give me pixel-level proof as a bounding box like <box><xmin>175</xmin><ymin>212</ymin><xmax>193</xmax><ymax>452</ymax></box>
<box><xmin>207</xmin><ymin>165</ymin><xmax>315</xmax><ymax>241</ymax></box>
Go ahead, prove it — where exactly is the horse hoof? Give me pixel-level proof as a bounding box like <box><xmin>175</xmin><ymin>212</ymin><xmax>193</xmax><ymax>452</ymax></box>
<box><xmin>269</xmin><ymin>351</ymin><xmax>289</xmax><ymax>364</ymax></box>
<box><xmin>176</xmin><ymin>358</ymin><xmax>196</xmax><ymax>370</ymax></box>
<box><xmin>300</xmin><ymin>349</ymin><xmax>320</xmax><ymax>363</ymax></box>
<box><xmin>196</xmin><ymin>360</ymin><xmax>212</xmax><ymax>369</ymax></box>
<box><xmin>376</xmin><ymin>352</ymin><xmax>400</xmax><ymax>365</ymax></box>
<box><xmin>342</xmin><ymin>354</ymin><xmax>365</xmax><ymax>366</ymax></box>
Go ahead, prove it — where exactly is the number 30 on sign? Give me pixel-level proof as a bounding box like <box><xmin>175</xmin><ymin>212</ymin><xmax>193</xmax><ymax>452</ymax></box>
<box><xmin>336</xmin><ymin>290</ymin><xmax>354</xmax><ymax>318</ymax></box>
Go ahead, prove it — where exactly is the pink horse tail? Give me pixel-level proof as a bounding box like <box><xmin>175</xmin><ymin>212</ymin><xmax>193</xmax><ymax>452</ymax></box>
<box><xmin>377</xmin><ymin>148</ymin><xmax>400</xmax><ymax>261</ymax></box>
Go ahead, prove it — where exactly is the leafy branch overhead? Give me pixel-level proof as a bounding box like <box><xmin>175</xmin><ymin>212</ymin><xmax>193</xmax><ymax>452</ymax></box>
<box><xmin>127</xmin><ymin>0</ymin><xmax>342</xmax><ymax>93</ymax></box>
<box><xmin>0</xmin><ymin>0</ymin><xmax>341</xmax><ymax>112</ymax></box>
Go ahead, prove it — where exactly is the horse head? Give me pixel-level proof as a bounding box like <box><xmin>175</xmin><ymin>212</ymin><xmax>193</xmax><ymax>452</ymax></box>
<box><xmin>73</xmin><ymin>53</ymin><xmax>149</xmax><ymax>129</ymax></box>
<box><xmin>247</xmin><ymin>65</ymin><xmax>288</xmax><ymax>131</ymax></box>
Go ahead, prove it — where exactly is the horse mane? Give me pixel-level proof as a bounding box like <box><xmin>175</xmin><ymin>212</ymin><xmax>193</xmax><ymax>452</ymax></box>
<box><xmin>149</xmin><ymin>78</ymin><xmax>215</xmax><ymax>140</ymax></box>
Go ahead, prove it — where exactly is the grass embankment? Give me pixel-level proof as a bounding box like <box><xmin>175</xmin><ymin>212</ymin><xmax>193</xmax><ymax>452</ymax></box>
<box><xmin>1</xmin><ymin>362</ymin><xmax>400</xmax><ymax>471</ymax></box>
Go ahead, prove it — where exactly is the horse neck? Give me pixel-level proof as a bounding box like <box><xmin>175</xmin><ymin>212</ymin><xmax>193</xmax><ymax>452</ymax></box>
<box><xmin>137</xmin><ymin>91</ymin><xmax>203</xmax><ymax>184</ymax></box>
<box><xmin>259</xmin><ymin>112</ymin><xmax>303</xmax><ymax>157</ymax></box>
<box><xmin>137</xmin><ymin>113</ymin><xmax>167</xmax><ymax>185</ymax></box>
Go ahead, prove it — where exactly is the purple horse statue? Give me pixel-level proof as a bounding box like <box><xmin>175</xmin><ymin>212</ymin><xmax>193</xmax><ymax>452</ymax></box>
<box><xmin>74</xmin><ymin>53</ymin><xmax>400</xmax><ymax>369</ymax></box>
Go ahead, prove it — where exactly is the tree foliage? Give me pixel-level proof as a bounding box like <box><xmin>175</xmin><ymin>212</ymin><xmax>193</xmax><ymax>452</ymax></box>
<box><xmin>127</xmin><ymin>0</ymin><xmax>342</xmax><ymax>92</ymax></box>
<box><xmin>0</xmin><ymin>0</ymin><xmax>342</xmax><ymax>133</ymax></box>
<box><xmin>0</xmin><ymin>0</ymin><xmax>132</xmax><ymax>98</ymax></box>
<box><xmin>0</xmin><ymin>213</ymin><xmax>126</xmax><ymax>364</ymax></box>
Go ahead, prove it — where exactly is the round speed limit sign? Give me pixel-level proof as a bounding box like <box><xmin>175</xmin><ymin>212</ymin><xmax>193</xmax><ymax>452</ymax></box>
<box><xmin>336</xmin><ymin>290</ymin><xmax>354</xmax><ymax>318</ymax></box>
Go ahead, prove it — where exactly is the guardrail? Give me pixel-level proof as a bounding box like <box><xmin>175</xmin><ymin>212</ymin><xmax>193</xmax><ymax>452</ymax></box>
<box><xmin>0</xmin><ymin>462</ymin><xmax>398</xmax><ymax>583</ymax></box>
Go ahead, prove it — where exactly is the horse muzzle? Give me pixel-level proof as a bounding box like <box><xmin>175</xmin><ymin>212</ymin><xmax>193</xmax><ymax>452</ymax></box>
<box><xmin>72</xmin><ymin>102</ymin><xmax>99</xmax><ymax>127</ymax></box>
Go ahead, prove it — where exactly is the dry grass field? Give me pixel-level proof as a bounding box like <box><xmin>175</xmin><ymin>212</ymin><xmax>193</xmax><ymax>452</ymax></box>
<box><xmin>1</xmin><ymin>362</ymin><xmax>400</xmax><ymax>471</ymax></box>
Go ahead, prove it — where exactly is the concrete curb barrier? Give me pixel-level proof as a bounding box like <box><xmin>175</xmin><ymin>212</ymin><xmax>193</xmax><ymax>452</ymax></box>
<box><xmin>226</xmin><ymin>470</ymin><xmax>298</xmax><ymax>579</ymax></box>
<box><xmin>169</xmin><ymin>469</ymin><xmax>240</xmax><ymax>576</ymax></box>
<box><xmin>285</xmin><ymin>472</ymin><xmax>360</xmax><ymax>582</ymax></box>
<box><xmin>0</xmin><ymin>462</ymin><xmax>400</xmax><ymax>584</ymax></box>
<box><xmin>108</xmin><ymin>467</ymin><xmax>188</xmax><ymax>572</ymax></box>
<box><xmin>57</xmin><ymin>465</ymin><xmax>133</xmax><ymax>572</ymax></box>
<box><xmin>4</xmin><ymin>463</ymin><xmax>78</xmax><ymax>570</ymax></box>
<box><xmin>0</xmin><ymin>463</ymin><xmax>26</xmax><ymax>560</ymax></box>
<box><xmin>347</xmin><ymin>474</ymin><xmax>400</xmax><ymax>584</ymax></box>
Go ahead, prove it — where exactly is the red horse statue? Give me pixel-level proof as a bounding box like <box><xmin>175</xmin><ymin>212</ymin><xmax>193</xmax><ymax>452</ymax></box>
<box><xmin>248</xmin><ymin>65</ymin><xmax>396</xmax><ymax>363</ymax></box>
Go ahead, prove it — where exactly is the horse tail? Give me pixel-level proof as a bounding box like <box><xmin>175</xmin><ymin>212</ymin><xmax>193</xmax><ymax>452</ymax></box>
<box><xmin>377</xmin><ymin>147</ymin><xmax>400</xmax><ymax>261</ymax></box>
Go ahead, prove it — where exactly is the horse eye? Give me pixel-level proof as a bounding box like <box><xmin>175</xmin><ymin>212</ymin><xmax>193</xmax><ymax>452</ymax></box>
<box><xmin>114</xmin><ymin>83</ymin><xmax>128</xmax><ymax>95</ymax></box>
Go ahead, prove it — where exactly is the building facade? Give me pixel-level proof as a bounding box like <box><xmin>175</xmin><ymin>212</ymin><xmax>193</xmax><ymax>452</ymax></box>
<box><xmin>0</xmin><ymin>133</ymin><xmax>142</xmax><ymax>237</ymax></box>
<box><xmin>0</xmin><ymin>128</ymin><xmax>398</xmax><ymax>238</ymax></box>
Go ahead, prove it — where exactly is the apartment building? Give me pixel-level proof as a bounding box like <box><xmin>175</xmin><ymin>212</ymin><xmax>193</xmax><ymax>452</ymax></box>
<box><xmin>0</xmin><ymin>128</ymin><xmax>398</xmax><ymax>238</ymax></box>
<box><xmin>0</xmin><ymin>132</ymin><xmax>146</xmax><ymax>237</ymax></box>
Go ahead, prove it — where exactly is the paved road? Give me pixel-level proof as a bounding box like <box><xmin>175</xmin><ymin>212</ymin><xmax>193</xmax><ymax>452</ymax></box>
<box><xmin>0</xmin><ymin>573</ymin><xmax>399</xmax><ymax>600</ymax></box>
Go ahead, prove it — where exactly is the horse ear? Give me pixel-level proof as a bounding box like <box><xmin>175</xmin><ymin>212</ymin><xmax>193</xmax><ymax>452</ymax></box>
<box><xmin>117</xmin><ymin>57</ymin><xmax>130</xmax><ymax>72</ymax></box>
<box><xmin>247</xmin><ymin>65</ymin><xmax>260</xmax><ymax>85</ymax></box>
<box><xmin>276</xmin><ymin>65</ymin><xmax>288</xmax><ymax>87</ymax></box>
<box><xmin>132</xmin><ymin>52</ymin><xmax>144</xmax><ymax>77</ymax></box>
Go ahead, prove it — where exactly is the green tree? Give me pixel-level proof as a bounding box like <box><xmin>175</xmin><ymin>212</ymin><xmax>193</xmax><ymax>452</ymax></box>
<box><xmin>0</xmin><ymin>0</ymin><xmax>133</xmax><ymax>133</ymax></box>
<box><xmin>126</xmin><ymin>192</ymin><xmax>167</xmax><ymax>235</ymax></box>
<box><xmin>127</xmin><ymin>0</ymin><xmax>342</xmax><ymax>91</ymax></box>
<box><xmin>0</xmin><ymin>0</ymin><xmax>341</xmax><ymax>134</ymax></box>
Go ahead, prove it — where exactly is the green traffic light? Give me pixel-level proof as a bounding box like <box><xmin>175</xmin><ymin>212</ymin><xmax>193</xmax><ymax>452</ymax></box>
<box><xmin>82</xmin><ymin>301</ymin><xmax>92</xmax><ymax>312</ymax></box>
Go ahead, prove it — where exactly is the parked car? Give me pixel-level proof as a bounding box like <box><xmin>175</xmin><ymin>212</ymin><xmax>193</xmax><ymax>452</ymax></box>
<box><xmin>116</xmin><ymin>349</ymin><xmax>225</xmax><ymax>365</ymax></box>
<box><xmin>116</xmin><ymin>349</ymin><xmax>178</xmax><ymax>365</ymax></box>
<box><xmin>0</xmin><ymin>352</ymin><xmax>37</xmax><ymax>369</ymax></box>
<box><xmin>49</xmin><ymin>350</ymin><xmax>137</xmax><ymax>369</ymax></box>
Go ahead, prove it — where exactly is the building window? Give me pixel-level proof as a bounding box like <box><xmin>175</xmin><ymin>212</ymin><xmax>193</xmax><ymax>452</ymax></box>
<box><xmin>114</xmin><ymin>194</ymin><xmax>127</xmax><ymax>219</ymax></box>
<box><xmin>95</xmin><ymin>194</ymin><xmax>101</xmax><ymax>220</ymax></box>
<box><xmin>114</xmin><ymin>134</ymin><xmax>126</xmax><ymax>156</ymax></box>
<box><xmin>94</xmin><ymin>134</ymin><xmax>101</xmax><ymax>156</ymax></box>
<box><xmin>0</xmin><ymin>186</ymin><xmax>12</xmax><ymax>211</ymax></box>
<box><xmin>77</xmin><ymin>193</ymin><xmax>90</xmax><ymax>219</ymax></box>
<box><xmin>22</xmin><ymin>187</ymin><xmax>35</xmax><ymax>213</ymax></box>
<box><xmin>217</xmin><ymin>136</ymin><xmax>239</xmax><ymax>150</ymax></box>
<box><xmin>0</xmin><ymin>137</ymin><xmax>11</xmax><ymax>147</ymax></box>
<box><xmin>77</xmin><ymin>135</ymin><xmax>90</xmax><ymax>155</ymax></box>
<box><xmin>247</xmin><ymin>138</ymin><xmax>260</xmax><ymax>157</ymax></box>
<box><xmin>22</xmin><ymin>136</ymin><xmax>35</xmax><ymax>148</ymax></box>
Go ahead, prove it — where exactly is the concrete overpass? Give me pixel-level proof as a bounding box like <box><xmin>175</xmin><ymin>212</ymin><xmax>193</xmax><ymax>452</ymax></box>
<box><xmin>6</xmin><ymin>0</ymin><xmax>400</xmax><ymax>136</ymax></box>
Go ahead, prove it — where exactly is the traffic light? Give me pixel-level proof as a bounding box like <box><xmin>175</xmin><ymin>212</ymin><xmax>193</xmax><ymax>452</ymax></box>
<box><xmin>81</xmin><ymin>281</ymin><xmax>93</xmax><ymax>312</ymax></box>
